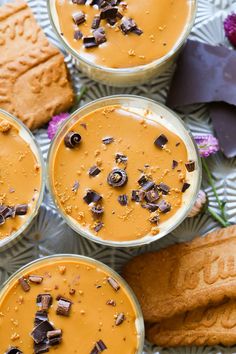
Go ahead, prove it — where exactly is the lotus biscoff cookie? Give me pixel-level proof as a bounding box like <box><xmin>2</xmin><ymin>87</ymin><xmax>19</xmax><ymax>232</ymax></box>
<box><xmin>123</xmin><ymin>225</ymin><xmax>236</xmax><ymax>322</ymax></box>
<box><xmin>0</xmin><ymin>0</ymin><xmax>74</xmax><ymax>130</ymax></box>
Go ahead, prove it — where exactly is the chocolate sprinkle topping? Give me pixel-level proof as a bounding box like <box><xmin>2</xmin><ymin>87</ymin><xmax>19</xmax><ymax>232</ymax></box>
<box><xmin>172</xmin><ymin>160</ymin><xmax>178</xmax><ymax>169</ymax></box>
<box><xmin>107</xmin><ymin>277</ymin><xmax>120</xmax><ymax>291</ymax></box>
<box><xmin>84</xmin><ymin>190</ymin><xmax>102</xmax><ymax>204</ymax></box>
<box><xmin>31</xmin><ymin>320</ymin><xmax>55</xmax><ymax>344</ymax></box>
<box><xmin>5</xmin><ymin>347</ymin><xmax>23</xmax><ymax>354</ymax></box>
<box><xmin>29</xmin><ymin>275</ymin><xmax>43</xmax><ymax>284</ymax></box>
<box><xmin>93</xmin><ymin>221</ymin><xmax>104</xmax><ymax>232</ymax></box>
<box><xmin>118</xmin><ymin>194</ymin><xmax>128</xmax><ymax>206</ymax></box>
<box><xmin>64</xmin><ymin>131</ymin><xmax>81</xmax><ymax>148</ymax></box>
<box><xmin>36</xmin><ymin>294</ymin><xmax>53</xmax><ymax>311</ymax></box>
<box><xmin>107</xmin><ymin>169</ymin><xmax>128</xmax><ymax>187</ymax></box>
<box><xmin>90</xmin><ymin>340</ymin><xmax>107</xmax><ymax>354</ymax></box>
<box><xmin>72</xmin><ymin>11</ymin><xmax>86</xmax><ymax>25</ymax></box>
<box><xmin>89</xmin><ymin>165</ymin><xmax>101</xmax><ymax>177</ymax></box>
<box><xmin>185</xmin><ymin>160</ymin><xmax>195</xmax><ymax>172</ymax></box>
<box><xmin>56</xmin><ymin>297</ymin><xmax>72</xmax><ymax>317</ymax></box>
<box><xmin>19</xmin><ymin>277</ymin><xmax>30</xmax><ymax>292</ymax></box>
<box><xmin>72</xmin><ymin>180</ymin><xmax>80</xmax><ymax>193</ymax></box>
<box><xmin>157</xmin><ymin>200</ymin><xmax>171</xmax><ymax>213</ymax></box>
<box><xmin>91</xmin><ymin>205</ymin><xmax>104</xmax><ymax>218</ymax></box>
<box><xmin>158</xmin><ymin>182</ymin><xmax>170</xmax><ymax>195</ymax></box>
<box><xmin>182</xmin><ymin>182</ymin><xmax>191</xmax><ymax>193</ymax></box>
<box><xmin>154</xmin><ymin>134</ymin><xmax>168</xmax><ymax>148</ymax></box>
<box><xmin>102</xmin><ymin>136</ymin><xmax>114</xmax><ymax>145</ymax></box>
<box><xmin>115</xmin><ymin>312</ymin><xmax>125</xmax><ymax>326</ymax></box>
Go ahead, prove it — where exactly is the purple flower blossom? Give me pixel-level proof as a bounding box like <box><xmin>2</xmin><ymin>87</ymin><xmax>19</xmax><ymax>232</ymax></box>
<box><xmin>194</xmin><ymin>134</ymin><xmax>219</xmax><ymax>158</ymax></box>
<box><xmin>47</xmin><ymin>112</ymin><xmax>70</xmax><ymax>140</ymax></box>
<box><xmin>224</xmin><ymin>13</ymin><xmax>236</xmax><ymax>47</ymax></box>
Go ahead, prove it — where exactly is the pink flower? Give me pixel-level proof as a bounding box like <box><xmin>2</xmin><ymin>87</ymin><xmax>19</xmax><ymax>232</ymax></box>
<box><xmin>194</xmin><ymin>134</ymin><xmax>219</xmax><ymax>158</ymax></box>
<box><xmin>47</xmin><ymin>113</ymin><xmax>70</xmax><ymax>140</ymax></box>
<box><xmin>224</xmin><ymin>13</ymin><xmax>236</xmax><ymax>47</ymax></box>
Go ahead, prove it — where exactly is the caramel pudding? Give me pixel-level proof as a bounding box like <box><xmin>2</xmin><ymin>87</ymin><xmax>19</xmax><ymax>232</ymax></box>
<box><xmin>0</xmin><ymin>110</ymin><xmax>43</xmax><ymax>245</ymax></box>
<box><xmin>49</xmin><ymin>0</ymin><xmax>196</xmax><ymax>86</ymax></box>
<box><xmin>0</xmin><ymin>255</ymin><xmax>143</xmax><ymax>354</ymax></box>
<box><xmin>48</xmin><ymin>96</ymin><xmax>201</xmax><ymax>246</ymax></box>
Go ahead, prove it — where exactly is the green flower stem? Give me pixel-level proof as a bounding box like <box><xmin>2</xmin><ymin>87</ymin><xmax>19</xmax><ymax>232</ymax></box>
<box><xmin>207</xmin><ymin>207</ymin><xmax>229</xmax><ymax>228</ymax></box>
<box><xmin>202</xmin><ymin>159</ymin><xmax>223</xmax><ymax>208</ymax></box>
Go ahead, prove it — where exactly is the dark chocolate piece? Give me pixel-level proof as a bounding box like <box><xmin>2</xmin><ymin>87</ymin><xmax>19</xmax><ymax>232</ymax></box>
<box><xmin>145</xmin><ymin>189</ymin><xmax>160</xmax><ymax>203</ymax></box>
<box><xmin>91</xmin><ymin>205</ymin><xmax>104</xmax><ymax>218</ymax></box>
<box><xmin>47</xmin><ymin>329</ymin><xmax>62</xmax><ymax>345</ymax></box>
<box><xmin>115</xmin><ymin>153</ymin><xmax>128</xmax><ymax>164</ymax></box>
<box><xmin>158</xmin><ymin>182</ymin><xmax>170</xmax><ymax>195</ymax></box>
<box><xmin>120</xmin><ymin>17</ymin><xmax>136</xmax><ymax>34</ymax></box>
<box><xmin>172</xmin><ymin>160</ymin><xmax>178</xmax><ymax>169</ymax></box>
<box><xmin>29</xmin><ymin>275</ymin><xmax>43</xmax><ymax>284</ymax></box>
<box><xmin>102</xmin><ymin>136</ymin><xmax>114</xmax><ymax>145</ymax></box>
<box><xmin>34</xmin><ymin>341</ymin><xmax>49</xmax><ymax>354</ymax></box>
<box><xmin>5</xmin><ymin>347</ymin><xmax>23</xmax><ymax>354</ymax></box>
<box><xmin>182</xmin><ymin>182</ymin><xmax>191</xmax><ymax>193</ymax></box>
<box><xmin>142</xmin><ymin>181</ymin><xmax>155</xmax><ymax>192</ymax></box>
<box><xmin>106</xmin><ymin>299</ymin><xmax>116</xmax><ymax>306</ymax></box>
<box><xmin>56</xmin><ymin>297</ymin><xmax>72</xmax><ymax>317</ymax></box>
<box><xmin>185</xmin><ymin>160</ymin><xmax>195</xmax><ymax>172</ymax></box>
<box><xmin>93</xmin><ymin>221</ymin><xmax>104</xmax><ymax>232</ymax></box>
<box><xmin>142</xmin><ymin>203</ymin><xmax>159</xmax><ymax>212</ymax></box>
<box><xmin>18</xmin><ymin>277</ymin><xmax>30</xmax><ymax>292</ymax></box>
<box><xmin>34</xmin><ymin>311</ymin><xmax>48</xmax><ymax>326</ymax></box>
<box><xmin>69</xmin><ymin>288</ymin><xmax>76</xmax><ymax>295</ymax></box>
<box><xmin>107</xmin><ymin>277</ymin><xmax>120</xmax><ymax>291</ymax></box>
<box><xmin>64</xmin><ymin>131</ymin><xmax>81</xmax><ymax>148</ymax></box>
<box><xmin>92</xmin><ymin>14</ymin><xmax>101</xmax><ymax>29</ymax></box>
<box><xmin>83</xmin><ymin>36</ymin><xmax>98</xmax><ymax>48</ymax></box>
<box><xmin>72</xmin><ymin>11</ymin><xmax>86</xmax><ymax>25</ymax></box>
<box><xmin>154</xmin><ymin>134</ymin><xmax>168</xmax><ymax>148</ymax></box>
<box><xmin>132</xmin><ymin>27</ymin><xmax>143</xmax><ymax>35</ymax></box>
<box><xmin>83</xmin><ymin>190</ymin><xmax>102</xmax><ymax>204</ymax></box>
<box><xmin>90</xmin><ymin>340</ymin><xmax>107</xmax><ymax>354</ymax></box>
<box><xmin>107</xmin><ymin>169</ymin><xmax>128</xmax><ymax>187</ymax></box>
<box><xmin>94</xmin><ymin>27</ymin><xmax>107</xmax><ymax>45</ymax></box>
<box><xmin>100</xmin><ymin>5</ymin><xmax>118</xmax><ymax>19</ymax></box>
<box><xmin>0</xmin><ymin>205</ymin><xmax>15</xmax><ymax>219</ymax></box>
<box><xmin>72</xmin><ymin>0</ymin><xmax>86</xmax><ymax>3</ymax></box>
<box><xmin>36</xmin><ymin>294</ymin><xmax>52</xmax><ymax>311</ymax></box>
<box><xmin>80</xmin><ymin>123</ymin><xmax>87</xmax><ymax>130</ymax></box>
<box><xmin>72</xmin><ymin>181</ymin><xmax>80</xmax><ymax>193</ymax></box>
<box><xmin>15</xmin><ymin>204</ymin><xmax>28</xmax><ymax>215</ymax></box>
<box><xmin>118</xmin><ymin>194</ymin><xmax>128</xmax><ymax>206</ymax></box>
<box><xmin>157</xmin><ymin>200</ymin><xmax>171</xmax><ymax>213</ymax></box>
<box><xmin>115</xmin><ymin>312</ymin><xmax>125</xmax><ymax>326</ymax></box>
<box><xmin>89</xmin><ymin>165</ymin><xmax>101</xmax><ymax>177</ymax></box>
<box><xmin>0</xmin><ymin>214</ymin><xmax>5</xmax><ymax>225</ymax></box>
<box><xmin>74</xmin><ymin>29</ymin><xmax>83</xmax><ymax>40</ymax></box>
<box><xmin>31</xmin><ymin>320</ymin><xmax>54</xmax><ymax>344</ymax></box>
<box><xmin>107</xmin><ymin>17</ymin><xmax>117</xmax><ymax>25</ymax></box>
<box><xmin>138</xmin><ymin>174</ymin><xmax>149</xmax><ymax>187</ymax></box>
<box><xmin>131</xmin><ymin>190</ymin><xmax>145</xmax><ymax>203</ymax></box>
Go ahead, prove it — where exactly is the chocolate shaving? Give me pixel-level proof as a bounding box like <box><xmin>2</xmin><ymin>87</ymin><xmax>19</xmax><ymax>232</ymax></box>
<box><xmin>185</xmin><ymin>160</ymin><xmax>195</xmax><ymax>172</ymax></box>
<box><xmin>34</xmin><ymin>341</ymin><xmax>49</xmax><ymax>354</ymax></box>
<box><xmin>115</xmin><ymin>153</ymin><xmax>128</xmax><ymax>164</ymax></box>
<box><xmin>172</xmin><ymin>160</ymin><xmax>178</xmax><ymax>169</ymax></box>
<box><xmin>120</xmin><ymin>17</ymin><xmax>138</xmax><ymax>34</ymax></box>
<box><xmin>107</xmin><ymin>169</ymin><xmax>128</xmax><ymax>187</ymax></box>
<box><xmin>182</xmin><ymin>182</ymin><xmax>191</xmax><ymax>193</ymax></box>
<box><xmin>56</xmin><ymin>297</ymin><xmax>72</xmax><ymax>317</ymax></box>
<box><xmin>115</xmin><ymin>312</ymin><xmax>125</xmax><ymax>326</ymax></box>
<box><xmin>72</xmin><ymin>11</ymin><xmax>86</xmax><ymax>25</ymax></box>
<box><xmin>80</xmin><ymin>123</ymin><xmax>87</xmax><ymax>130</ymax></box>
<box><xmin>92</xmin><ymin>15</ymin><xmax>101</xmax><ymax>29</ymax></box>
<box><xmin>89</xmin><ymin>165</ymin><xmax>101</xmax><ymax>177</ymax></box>
<box><xmin>37</xmin><ymin>294</ymin><xmax>53</xmax><ymax>311</ymax></box>
<box><xmin>74</xmin><ymin>29</ymin><xmax>83</xmax><ymax>40</ymax></box>
<box><xmin>5</xmin><ymin>347</ymin><xmax>23</xmax><ymax>354</ymax></box>
<box><xmin>157</xmin><ymin>200</ymin><xmax>171</xmax><ymax>213</ymax></box>
<box><xmin>138</xmin><ymin>174</ymin><xmax>149</xmax><ymax>187</ymax></box>
<box><xmin>91</xmin><ymin>205</ymin><xmax>104</xmax><ymax>218</ymax></box>
<box><xmin>72</xmin><ymin>0</ymin><xmax>86</xmax><ymax>3</ymax></box>
<box><xmin>34</xmin><ymin>311</ymin><xmax>49</xmax><ymax>326</ymax></box>
<box><xmin>106</xmin><ymin>299</ymin><xmax>116</xmax><ymax>306</ymax></box>
<box><xmin>118</xmin><ymin>194</ymin><xmax>128</xmax><ymax>206</ymax></box>
<box><xmin>31</xmin><ymin>320</ymin><xmax>55</xmax><ymax>344</ymax></box>
<box><xmin>83</xmin><ymin>36</ymin><xmax>98</xmax><ymax>48</ymax></box>
<box><xmin>64</xmin><ymin>131</ymin><xmax>81</xmax><ymax>148</ymax></box>
<box><xmin>131</xmin><ymin>190</ymin><xmax>145</xmax><ymax>203</ymax></box>
<box><xmin>93</xmin><ymin>221</ymin><xmax>104</xmax><ymax>232</ymax></box>
<box><xmin>107</xmin><ymin>277</ymin><xmax>120</xmax><ymax>291</ymax></box>
<box><xmin>158</xmin><ymin>183</ymin><xmax>170</xmax><ymax>195</ymax></box>
<box><xmin>19</xmin><ymin>277</ymin><xmax>30</xmax><ymax>292</ymax></box>
<box><xmin>154</xmin><ymin>134</ymin><xmax>168</xmax><ymax>148</ymax></box>
<box><xmin>29</xmin><ymin>275</ymin><xmax>43</xmax><ymax>284</ymax></box>
<box><xmin>102</xmin><ymin>136</ymin><xmax>114</xmax><ymax>145</ymax></box>
<box><xmin>72</xmin><ymin>181</ymin><xmax>80</xmax><ymax>193</ymax></box>
<box><xmin>84</xmin><ymin>190</ymin><xmax>102</xmax><ymax>204</ymax></box>
<box><xmin>15</xmin><ymin>204</ymin><xmax>28</xmax><ymax>215</ymax></box>
<box><xmin>142</xmin><ymin>203</ymin><xmax>159</xmax><ymax>212</ymax></box>
<box><xmin>90</xmin><ymin>340</ymin><xmax>107</xmax><ymax>354</ymax></box>
<box><xmin>47</xmin><ymin>329</ymin><xmax>62</xmax><ymax>345</ymax></box>
<box><xmin>0</xmin><ymin>214</ymin><xmax>5</xmax><ymax>225</ymax></box>
<box><xmin>94</xmin><ymin>27</ymin><xmax>107</xmax><ymax>45</ymax></box>
<box><xmin>142</xmin><ymin>181</ymin><xmax>155</xmax><ymax>192</ymax></box>
<box><xmin>145</xmin><ymin>189</ymin><xmax>159</xmax><ymax>203</ymax></box>
<box><xmin>100</xmin><ymin>5</ymin><xmax>118</xmax><ymax>19</ymax></box>
<box><xmin>69</xmin><ymin>288</ymin><xmax>76</xmax><ymax>295</ymax></box>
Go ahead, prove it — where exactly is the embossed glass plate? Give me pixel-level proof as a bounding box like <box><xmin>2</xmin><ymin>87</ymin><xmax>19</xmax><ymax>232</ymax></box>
<box><xmin>0</xmin><ymin>0</ymin><xmax>236</xmax><ymax>353</ymax></box>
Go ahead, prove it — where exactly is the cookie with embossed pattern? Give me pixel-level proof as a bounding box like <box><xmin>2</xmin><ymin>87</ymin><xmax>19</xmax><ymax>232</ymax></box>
<box><xmin>0</xmin><ymin>0</ymin><xmax>74</xmax><ymax>129</ymax></box>
<box><xmin>146</xmin><ymin>299</ymin><xmax>236</xmax><ymax>347</ymax></box>
<box><xmin>123</xmin><ymin>225</ymin><xmax>236</xmax><ymax>322</ymax></box>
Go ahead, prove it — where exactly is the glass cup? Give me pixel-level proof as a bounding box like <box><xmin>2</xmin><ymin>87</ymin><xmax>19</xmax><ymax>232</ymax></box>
<box><xmin>0</xmin><ymin>109</ymin><xmax>45</xmax><ymax>250</ymax></box>
<box><xmin>47</xmin><ymin>0</ymin><xmax>197</xmax><ymax>87</ymax></box>
<box><xmin>0</xmin><ymin>254</ymin><xmax>145</xmax><ymax>353</ymax></box>
<box><xmin>47</xmin><ymin>95</ymin><xmax>202</xmax><ymax>248</ymax></box>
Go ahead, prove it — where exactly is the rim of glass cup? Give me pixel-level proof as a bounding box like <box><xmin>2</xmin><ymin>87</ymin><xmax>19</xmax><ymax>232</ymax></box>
<box><xmin>47</xmin><ymin>0</ymin><xmax>197</xmax><ymax>76</ymax></box>
<box><xmin>0</xmin><ymin>109</ymin><xmax>45</xmax><ymax>250</ymax></box>
<box><xmin>0</xmin><ymin>254</ymin><xmax>145</xmax><ymax>354</ymax></box>
<box><xmin>47</xmin><ymin>95</ymin><xmax>202</xmax><ymax>248</ymax></box>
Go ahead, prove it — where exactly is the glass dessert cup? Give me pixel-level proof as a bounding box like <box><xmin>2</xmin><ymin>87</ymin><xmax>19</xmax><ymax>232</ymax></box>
<box><xmin>47</xmin><ymin>0</ymin><xmax>197</xmax><ymax>87</ymax></box>
<box><xmin>0</xmin><ymin>254</ymin><xmax>145</xmax><ymax>354</ymax></box>
<box><xmin>47</xmin><ymin>95</ymin><xmax>202</xmax><ymax>248</ymax></box>
<box><xmin>0</xmin><ymin>109</ymin><xmax>45</xmax><ymax>250</ymax></box>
